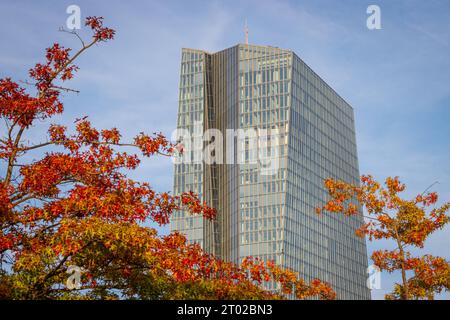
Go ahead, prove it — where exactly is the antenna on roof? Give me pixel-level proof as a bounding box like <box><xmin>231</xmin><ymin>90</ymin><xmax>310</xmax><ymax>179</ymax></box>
<box><xmin>244</xmin><ymin>19</ymin><xmax>249</xmax><ymax>45</ymax></box>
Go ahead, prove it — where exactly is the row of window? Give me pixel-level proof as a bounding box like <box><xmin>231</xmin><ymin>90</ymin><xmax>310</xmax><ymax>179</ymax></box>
<box><xmin>239</xmin><ymin>67</ymin><xmax>290</xmax><ymax>86</ymax></box>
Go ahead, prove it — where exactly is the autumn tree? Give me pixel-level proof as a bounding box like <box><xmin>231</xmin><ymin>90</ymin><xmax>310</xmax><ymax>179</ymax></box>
<box><xmin>0</xmin><ymin>17</ymin><xmax>335</xmax><ymax>300</ymax></box>
<box><xmin>316</xmin><ymin>175</ymin><xmax>450</xmax><ymax>300</ymax></box>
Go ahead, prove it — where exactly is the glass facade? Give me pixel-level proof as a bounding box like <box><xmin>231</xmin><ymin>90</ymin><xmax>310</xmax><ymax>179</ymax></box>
<box><xmin>171</xmin><ymin>49</ymin><xmax>205</xmax><ymax>247</ymax></box>
<box><xmin>171</xmin><ymin>44</ymin><xmax>370</xmax><ymax>299</ymax></box>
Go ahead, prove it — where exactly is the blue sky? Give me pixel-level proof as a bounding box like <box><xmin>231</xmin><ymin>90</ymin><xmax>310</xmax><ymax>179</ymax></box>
<box><xmin>1</xmin><ymin>0</ymin><xmax>449</xmax><ymax>299</ymax></box>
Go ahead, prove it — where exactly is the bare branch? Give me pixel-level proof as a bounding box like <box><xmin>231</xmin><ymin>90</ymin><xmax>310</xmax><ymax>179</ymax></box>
<box><xmin>21</xmin><ymin>139</ymin><xmax>172</xmax><ymax>157</ymax></box>
<box><xmin>421</xmin><ymin>181</ymin><xmax>440</xmax><ymax>196</ymax></box>
<box><xmin>50</xmin><ymin>85</ymin><xmax>80</xmax><ymax>94</ymax></box>
<box><xmin>58</xmin><ymin>27</ymin><xmax>85</xmax><ymax>48</ymax></box>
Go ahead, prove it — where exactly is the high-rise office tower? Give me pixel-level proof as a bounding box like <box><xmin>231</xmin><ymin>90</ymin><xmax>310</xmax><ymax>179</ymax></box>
<box><xmin>171</xmin><ymin>44</ymin><xmax>370</xmax><ymax>299</ymax></box>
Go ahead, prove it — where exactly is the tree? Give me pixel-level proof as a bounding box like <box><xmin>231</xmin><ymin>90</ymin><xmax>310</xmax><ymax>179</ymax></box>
<box><xmin>316</xmin><ymin>175</ymin><xmax>450</xmax><ymax>300</ymax></box>
<box><xmin>0</xmin><ymin>16</ymin><xmax>335</xmax><ymax>300</ymax></box>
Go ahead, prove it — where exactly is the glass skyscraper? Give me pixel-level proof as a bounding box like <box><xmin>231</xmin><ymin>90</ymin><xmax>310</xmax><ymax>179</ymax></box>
<box><xmin>171</xmin><ymin>44</ymin><xmax>370</xmax><ymax>299</ymax></box>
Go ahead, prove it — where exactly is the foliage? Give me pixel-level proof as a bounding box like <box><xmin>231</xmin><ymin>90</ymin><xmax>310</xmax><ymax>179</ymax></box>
<box><xmin>317</xmin><ymin>175</ymin><xmax>450</xmax><ymax>299</ymax></box>
<box><xmin>0</xmin><ymin>17</ymin><xmax>335</xmax><ymax>300</ymax></box>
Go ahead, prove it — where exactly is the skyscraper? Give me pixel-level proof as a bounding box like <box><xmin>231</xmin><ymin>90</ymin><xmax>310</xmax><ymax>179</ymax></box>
<box><xmin>171</xmin><ymin>44</ymin><xmax>370</xmax><ymax>299</ymax></box>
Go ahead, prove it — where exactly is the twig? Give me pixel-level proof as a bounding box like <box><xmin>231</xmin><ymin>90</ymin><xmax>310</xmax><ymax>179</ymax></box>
<box><xmin>50</xmin><ymin>85</ymin><xmax>80</xmax><ymax>94</ymax></box>
<box><xmin>58</xmin><ymin>27</ymin><xmax>86</xmax><ymax>48</ymax></box>
<box><xmin>421</xmin><ymin>181</ymin><xmax>440</xmax><ymax>196</ymax></box>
